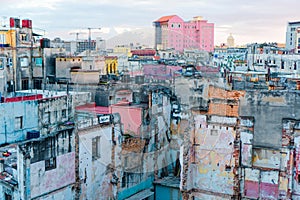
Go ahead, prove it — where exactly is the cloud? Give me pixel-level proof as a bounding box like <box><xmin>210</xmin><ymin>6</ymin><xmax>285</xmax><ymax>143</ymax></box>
<box><xmin>0</xmin><ymin>0</ymin><xmax>298</xmax><ymax>45</ymax></box>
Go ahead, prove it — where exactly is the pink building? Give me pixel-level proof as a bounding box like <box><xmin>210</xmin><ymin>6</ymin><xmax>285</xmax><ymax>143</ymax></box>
<box><xmin>153</xmin><ymin>15</ymin><xmax>214</xmax><ymax>52</ymax></box>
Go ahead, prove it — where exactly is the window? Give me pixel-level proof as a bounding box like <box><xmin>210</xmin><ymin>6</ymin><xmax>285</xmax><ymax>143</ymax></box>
<box><xmin>0</xmin><ymin>58</ymin><xmax>3</xmax><ymax>69</ymax></box>
<box><xmin>92</xmin><ymin>136</ymin><xmax>101</xmax><ymax>160</ymax></box>
<box><xmin>122</xmin><ymin>174</ymin><xmax>126</xmax><ymax>188</ymax></box>
<box><xmin>45</xmin><ymin>157</ymin><xmax>56</xmax><ymax>171</ymax></box>
<box><xmin>33</xmin><ymin>79</ymin><xmax>42</xmax><ymax>89</ymax></box>
<box><xmin>21</xmin><ymin>79</ymin><xmax>29</xmax><ymax>90</ymax></box>
<box><xmin>281</xmin><ymin>61</ymin><xmax>285</xmax><ymax>69</ymax></box>
<box><xmin>21</xmin><ymin>34</ymin><xmax>27</xmax><ymax>41</ymax></box>
<box><xmin>5</xmin><ymin>193</ymin><xmax>12</xmax><ymax>200</ymax></box>
<box><xmin>15</xmin><ymin>116</ymin><xmax>23</xmax><ymax>130</ymax></box>
<box><xmin>20</xmin><ymin>57</ymin><xmax>29</xmax><ymax>67</ymax></box>
<box><xmin>43</xmin><ymin>112</ymin><xmax>50</xmax><ymax>124</ymax></box>
<box><xmin>62</xmin><ymin>109</ymin><xmax>67</xmax><ymax>119</ymax></box>
<box><xmin>6</xmin><ymin>58</ymin><xmax>12</xmax><ymax>67</ymax></box>
<box><xmin>35</xmin><ymin>57</ymin><xmax>42</xmax><ymax>67</ymax></box>
<box><xmin>54</xmin><ymin>111</ymin><xmax>58</xmax><ymax>121</ymax></box>
<box><xmin>294</xmin><ymin>62</ymin><xmax>297</xmax><ymax>70</ymax></box>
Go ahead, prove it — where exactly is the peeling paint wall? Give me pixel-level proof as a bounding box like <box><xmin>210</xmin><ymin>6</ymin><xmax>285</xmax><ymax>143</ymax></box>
<box><xmin>30</xmin><ymin>152</ymin><xmax>76</xmax><ymax>199</ymax></box>
<box><xmin>79</xmin><ymin>125</ymin><xmax>113</xmax><ymax>200</ymax></box>
<box><xmin>190</xmin><ymin>114</ymin><xmax>237</xmax><ymax>196</ymax></box>
<box><xmin>16</xmin><ymin>128</ymin><xmax>76</xmax><ymax>199</ymax></box>
<box><xmin>239</xmin><ymin>91</ymin><xmax>300</xmax><ymax>199</ymax></box>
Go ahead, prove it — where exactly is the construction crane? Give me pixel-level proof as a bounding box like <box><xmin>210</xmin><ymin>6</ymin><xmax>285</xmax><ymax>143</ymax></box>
<box><xmin>86</xmin><ymin>27</ymin><xmax>101</xmax><ymax>50</ymax></box>
<box><xmin>69</xmin><ymin>32</ymin><xmax>86</xmax><ymax>40</ymax></box>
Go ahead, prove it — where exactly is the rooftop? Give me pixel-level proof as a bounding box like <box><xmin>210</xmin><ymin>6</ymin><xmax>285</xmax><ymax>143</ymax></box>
<box><xmin>76</xmin><ymin>103</ymin><xmax>111</xmax><ymax>115</ymax></box>
<box><xmin>154</xmin><ymin>15</ymin><xmax>176</xmax><ymax>23</ymax></box>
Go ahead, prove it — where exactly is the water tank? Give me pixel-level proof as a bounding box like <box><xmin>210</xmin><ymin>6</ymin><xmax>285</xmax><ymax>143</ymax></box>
<box><xmin>9</xmin><ymin>18</ymin><xmax>21</xmax><ymax>28</ymax></box>
<box><xmin>22</xmin><ymin>19</ymin><xmax>32</xmax><ymax>28</ymax></box>
<box><xmin>9</xmin><ymin>17</ymin><xmax>15</xmax><ymax>28</ymax></box>
<box><xmin>135</xmin><ymin>75</ymin><xmax>145</xmax><ymax>84</ymax></box>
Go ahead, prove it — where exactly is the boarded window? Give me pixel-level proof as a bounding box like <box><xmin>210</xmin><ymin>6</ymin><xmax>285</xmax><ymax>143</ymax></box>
<box><xmin>92</xmin><ymin>136</ymin><xmax>101</xmax><ymax>160</ymax></box>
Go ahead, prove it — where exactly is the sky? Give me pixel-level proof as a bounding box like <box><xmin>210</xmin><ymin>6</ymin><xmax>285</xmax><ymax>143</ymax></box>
<box><xmin>0</xmin><ymin>0</ymin><xmax>299</xmax><ymax>46</ymax></box>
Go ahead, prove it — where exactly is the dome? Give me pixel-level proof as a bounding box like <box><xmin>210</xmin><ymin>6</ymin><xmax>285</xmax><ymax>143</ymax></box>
<box><xmin>227</xmin><ymin>33</ymin><xmax>234</xmax><ymax>47</ymax></box>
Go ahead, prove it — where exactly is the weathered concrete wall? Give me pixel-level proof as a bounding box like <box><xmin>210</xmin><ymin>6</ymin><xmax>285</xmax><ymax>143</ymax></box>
<box><xmin>71</xmin><ymin>71</ymin><xmax>100</xmax><ymax>84</ymax></box>
<box><xmin>190</xmin><ymin>114</ymin><xmax>237</xmax><ymax>196</ymax></box>
<box><xmin>38</xmin><ymin>95</ymin><xmax>73</xmax><ymax>136</ymax></box>
<box><xmin>239</xmin><ymin>90</ymin><xmax>300</xmax><ymax>148</ymax></box>
<box><xmin>239</xmin><ymin>91</ymin><xmax>300</xmax><ymax>199</ymax></box>
<box><xmin>0</xmin><ymin>100</ymin><xmax>38</xmax><ymax>144</ymax></box>
<box><xmin>79</xmin><ymin>125</ymin><xmax>113</xmax><ymax>200</ymax></box>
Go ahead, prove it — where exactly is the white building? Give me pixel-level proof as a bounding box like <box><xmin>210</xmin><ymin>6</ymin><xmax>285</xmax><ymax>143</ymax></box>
<box><xmin>286</xmin><ymin>21</ymin><xmax>300</xmax><ymax>52</ymax></box>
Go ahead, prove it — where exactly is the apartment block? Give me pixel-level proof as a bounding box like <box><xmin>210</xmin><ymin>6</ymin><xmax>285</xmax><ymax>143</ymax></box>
<box><xmin>153</xmin><ymin>15</ymin><xmax>214</xmax><ymax>52</ymax></box>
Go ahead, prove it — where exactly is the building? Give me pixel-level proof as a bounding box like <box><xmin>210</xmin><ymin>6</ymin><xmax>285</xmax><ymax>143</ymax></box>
<box><xmin>246</xmin><ymin>43</ymin><xmax>300</xmax><ymax>75</ymax></box>
<box><xmin>76</xmin><ymin>110</ymin><xmax>118</xmax><ymax>200</ymax></box>
<box><xmin>105</xmin><ymin>56</ymin><xmax>118</xmax><ymax>75</ymax></box>
<box><xmin>0</xmin><ymin>17</ymin><xmax>45</xmax><ymax>94</ymax></box>
<box><xmin>153</xmin><ymin>15</ymin><xmax>214</xmax><ymax>53</ymax></box>
<box><xmin>0</xmin><ymin>90</ymin><xmax>91</xmax><ymax>199</ymax></box>
<box><xmin>286</xmin><ymin>21</ymin><xmax>300</xmax><ymax>52</ymax></box>
<box><xmin>174</xmin><ymin>68</ymin><xmax>300</xmax><ymax>199</ymax></box>
<box><xmin>76</xmin><ymin>83</ymin><xmax>178</xmax><ymax>200</ymax></box>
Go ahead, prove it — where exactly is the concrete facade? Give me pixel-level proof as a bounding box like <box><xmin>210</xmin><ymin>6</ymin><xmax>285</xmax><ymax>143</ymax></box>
<box><xmin>176</xmin><ymin>73</ymin><xmax>300</xmax><ymax>199</ymax></box>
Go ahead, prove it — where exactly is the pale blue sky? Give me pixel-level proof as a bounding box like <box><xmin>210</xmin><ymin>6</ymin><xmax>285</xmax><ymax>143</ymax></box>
<box><xmin>0</xmin><ymin>0</ymin><xmax>299</xmax><ymax>45</ymax></box>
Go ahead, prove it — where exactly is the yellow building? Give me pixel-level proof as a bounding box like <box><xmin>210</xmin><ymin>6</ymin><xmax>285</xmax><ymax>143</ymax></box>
<box><xmin>0</xmin><ymin>30</ymin><xmax>17</xmax><ymax>47</ymax></box>
<box><xmin>113</xmin><ymin>45</ymin><xmax>132</xmax><ymax>57</ymax></box>
<box><xmin>105</xmin><ymin>56</ymin><xmax>118</xmax><ymax>75</ymax></box>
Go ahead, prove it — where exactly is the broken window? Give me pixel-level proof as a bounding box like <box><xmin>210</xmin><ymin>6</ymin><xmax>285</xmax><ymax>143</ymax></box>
<box><xmin>92</xmin><ymin>136</ymin><xmax>101</xmax><ymax>161</ymax></box>
<box><xmin>15</xmin><ymin>116</ymin><xmax>23</xmax><ymax>130</ymax></box>
<box><xmin>45</xmin><ymin>157</ymin><xmax>56</xmax><ymax>171</ymax></box>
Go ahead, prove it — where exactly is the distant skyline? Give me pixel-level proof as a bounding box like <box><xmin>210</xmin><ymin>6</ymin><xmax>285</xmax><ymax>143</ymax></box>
<box><xmin>1</xmin><ymin>0</ymin><xmax>299</xmax><ymax>46</ymax></box>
